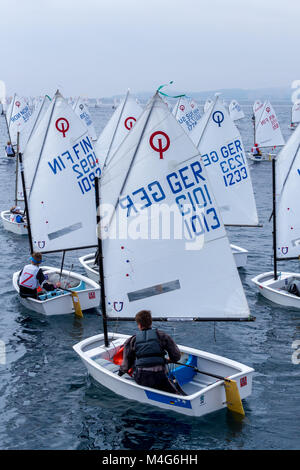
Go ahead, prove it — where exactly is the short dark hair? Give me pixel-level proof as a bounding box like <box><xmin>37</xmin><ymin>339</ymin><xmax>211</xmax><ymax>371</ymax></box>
<box><xmin>135</xmin><ymin>310</ymin><xmax>152</xmax><ymax>329</ymax></box>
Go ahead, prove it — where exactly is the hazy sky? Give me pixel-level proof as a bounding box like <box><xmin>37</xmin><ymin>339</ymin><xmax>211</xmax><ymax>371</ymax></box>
<box><xmin>0</xmin><ymin>0</ymin><xmax>299</xmax><ymax>97</ymax></box>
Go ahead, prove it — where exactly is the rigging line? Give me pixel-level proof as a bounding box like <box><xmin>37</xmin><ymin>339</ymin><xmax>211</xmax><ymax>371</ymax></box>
<box><xmin>102</xmin><ymin>89</ymin><xmax>130</xmax><ymax>169</ymax></box>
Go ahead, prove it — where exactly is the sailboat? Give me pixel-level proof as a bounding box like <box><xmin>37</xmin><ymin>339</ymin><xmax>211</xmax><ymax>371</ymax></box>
<box><xmin>12</xmin><ymin>91</ymin><xmax>100</xmax><ymax>316</ymax></box>
<box><xmin>1</xmin><ymin>95</ymin><xmax>51</xmax><ymax>235</ymax></box>
<box><xmin>73</xmin><ymin>97</ymin><xmax>97</xmax><ymax>141</ymax></box>
<box><xmin>252</xmin><ymin>124</ymin><xmax>300</xmax><ymax>308</ymax></box>
<box><xmin>4</xmin><ymin>94</ymin><xmax>34</xmax><ymax>158</ymax></box>
<box><xmin>73</xmin><ymin>91</ymin><xmax>254</xmax><ymax>418</ymax></box>
<box><xmin>229</xmin><ymin>100</ymin><xmax>245</xmax><ymax>122</ymax></box>
<box><xmin>79</xmin><ymin>90</ymin><xmax>143</xmax><ymax>277</ymax></box>
<box><xmin>248</xmin><ymin>100</ymin><xmax>285</xmax><ymax>162</ymax></box>
<box><xmin>188</xmin><ymin>94</ymin><xmax>259</xmax><ymax>268</ymax></box>
<box><xmin>289</xmin><ymin>100</ymin><xmax>300</xmax><ymax>131</ymax></box>
<box><xmin>203</xmin><ymin>98</ymin><xmax>213</xmax><ymax>113</ymax></box>
<box><xmin>172</xmin><ymin>97</ymin><xmax>201</xmax><ymax>134</ymax></box>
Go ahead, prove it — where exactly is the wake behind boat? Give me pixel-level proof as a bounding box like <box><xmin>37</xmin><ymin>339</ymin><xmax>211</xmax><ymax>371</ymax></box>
<box><xmin>74</xmin><ymin>332</ymin><xmax>254</xmax><ymax>417</ymax></box>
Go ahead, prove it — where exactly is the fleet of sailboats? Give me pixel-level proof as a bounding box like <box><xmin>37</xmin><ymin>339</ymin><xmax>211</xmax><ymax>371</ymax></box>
<box><xmin>1</xmin><ymin>84</ymin><xmax>298</xmax><ymax>419</ymax></box>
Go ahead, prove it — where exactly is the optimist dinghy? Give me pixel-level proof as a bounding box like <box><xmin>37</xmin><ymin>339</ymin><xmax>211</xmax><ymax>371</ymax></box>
<box><xmin>73</xmin><ymin>91</ymin><xmax>254</xmax><ymax>418</ymax></box>
<box><xmin>248</xmin><ymin>100</ymin><xmax>284</xmax><ymax>161</ymax></box>
<box><xmin>74</xmin><ymin>333</ymin><xmax>253</xmax><ymax>418</ymax></box>
<box><xmin>12</xmin><ymin>91</ymin><xmax>101</xmax><ymax>315</ymax></box>
<box><xmin>252</xmin><ymin>124</ymin><xmax>300</xmax><ymax>309</ymax></box>
<box><xmin>1</xmin><ymin>210</ymin><xmax>27</xmax><ymax>235</ymax></box>
<box><xmin>13</xmin><ymin>266</ymin><xmax>99</xmax><ymax>315</ymax></box>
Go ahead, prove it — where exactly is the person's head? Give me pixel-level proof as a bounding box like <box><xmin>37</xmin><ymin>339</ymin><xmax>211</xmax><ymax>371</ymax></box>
<box><xmin>7</xmin><ymin>141</ymin><xmax>11</xmax><ymax>145</ymax></box>
<box><xmin>30</xmin><ymin>252</ymin><xmax>43</xmax><ymax>266</ymax></box>
<box><xmin>135</xmin><ymin>310</ymin><xmax>152</xmax><ymax>330</ymax></box>
<box><xmin>10</xmin><ymin>206</ymin><xmax>16</xmax><ymax>213</ymax></box>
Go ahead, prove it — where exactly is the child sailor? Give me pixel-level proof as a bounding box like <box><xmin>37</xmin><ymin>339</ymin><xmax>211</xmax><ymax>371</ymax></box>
<box><xmin>18</xmin><ymin>252</ymin><xmax>59</xmax><ymax>299</ymax></box>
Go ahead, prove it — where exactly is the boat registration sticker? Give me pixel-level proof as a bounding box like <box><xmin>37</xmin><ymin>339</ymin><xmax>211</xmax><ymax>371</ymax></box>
<box><xmin>89</xmin><ymin>292</ymin><xmax>96</xmax><ymax>299</ymax></box>
<box><xmin>199</xmin><ymin>395</ymin><xmax>205</xmax><ymax>406</ymax></box>
<box><xmin>240</xmin><ymin>376</ymin><xmax>247</xmax><ymax>387</ymax></box>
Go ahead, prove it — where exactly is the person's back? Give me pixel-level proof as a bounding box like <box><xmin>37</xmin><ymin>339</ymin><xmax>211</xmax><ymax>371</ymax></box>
<box><xmin>18</xmin><ymin>252</ymin><xmax>57</xmax><ymax>299</ymax></box>
<box><xmin>118</xmin><ymin>310</ymin><xmax>182</xmax><ymax>394</ymax></box>
<box><xmin>5</xmin><ymin>142</ymin><xmax>15</xmax><ymax>157</ymax></box>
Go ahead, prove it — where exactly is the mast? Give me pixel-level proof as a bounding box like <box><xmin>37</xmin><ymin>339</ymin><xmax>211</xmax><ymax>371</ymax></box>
<box><xmin>272</xmin><ymin>158</ymin><xmax>278</xmax><ymax>280</ymax></box>
<box><xmin>19</xmin><ymin>152</ymin><xmax>34</xmax><ymax>253</ymax></box>
<box><xmin>95</xmin><ymin>176</ymin><xmax>109</xmax><ymax>347</ymax></box>
<box><xmin>15</xmin><ymin>132</ymin><xmax>20</xmax><ymax>205</ymax></box>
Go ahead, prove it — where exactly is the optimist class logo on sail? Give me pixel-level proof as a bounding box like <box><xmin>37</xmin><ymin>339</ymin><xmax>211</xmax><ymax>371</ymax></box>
<box><xmin>48</xmin><ymin>127</ymin><xmax>101</xmax><ymax>195</ymax></box>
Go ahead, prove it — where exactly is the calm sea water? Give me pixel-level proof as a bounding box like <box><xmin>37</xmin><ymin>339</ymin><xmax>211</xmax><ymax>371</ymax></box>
<box><xmin>0</xmin><ymin>101</ymin><xmax>299</xmax><ymax>450</ymax></box>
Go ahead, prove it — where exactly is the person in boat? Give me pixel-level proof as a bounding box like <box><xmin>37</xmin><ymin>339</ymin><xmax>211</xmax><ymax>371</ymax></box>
<box><xmin>5</xmin><ymin>141</ymin><xmax>15</xmax><ymax>158</ymax></box>
<box><xmin>18</xmin><ymin>252</ymin><xmax>59</xmax><ymax>300</ymax></box>
<box><xmin>9</xmin><ymin>206</ymin><xmax>25</xmax><ymax>223</ymax></box>
<box><xmin>118</xmin><ymin>309</ymin><xmax>183</xmax><ymax>394</ymax></box>
<box><xmin>252</xmin><ymin>143</ymin><xmax>262</xmax><ymax>156</ymax></box>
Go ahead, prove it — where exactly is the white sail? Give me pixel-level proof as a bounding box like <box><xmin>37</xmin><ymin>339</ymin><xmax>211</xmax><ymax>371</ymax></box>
<box><xmin>95</xmin><ymin>90</ymin><xmax>143</xmax><ymax>168</ymax></box>
<box><xmin>276</xmin><ymin>124</ymin><xmax>300</xmax><ymax>259</ymax></box>
<box><xmin>253</xmin><ymin>100</ymin><xmax>263</xmax><ymax>117</ymax></box>
<box><xmin>0</xmin><ymin>80</ymin><xmax>6</xmax><ymax>112</ymax></box>
<box><xmin>15</xmin><ymin>95</ymin><xmax>52</xmax><ymax>202</ymax></box>
<box><xmin>99</xmin><ymin>92</ymin><xmax>250</xmax><ymax>320</ymax></box>
<box><xmin>189</xmin><ymin>96</ymin><xmax>258</xmax><ymax>226</ymax></box>
<box><xmin>172</xmin><ymin>97</ymin><xmax>201</xmax><ymax>133</ymax></box>
<box><xmin>23</xmin><ymin>91</ymin><xmax>99</xmax><ymax>253</ymax></box>
<box><xmin>73</xmin><ymin>97</ymin><xmax>97</xmax><ymax>141</ymax></box>
<box><xmin>8</xmin><ymin>95</ymin><xmax>34</xmax><ymax>148</ymax></box>
<box><xmin>229</xmin><ymin>100</ymin><xmax>245</xmax><ymax>121</ymax></box>
<box><xmin>255</xmin><ymin>101</ymin><xmax>285</xmax><ymax>148</ymax></box>
<box><xmin>204</xmin><ymin>98</ymin><xmax>213</xmax><ymax>113</ymax></box>
<box><xmin>291</xmin><ymin>100</ymin><xmax>300</xmax><ymax>125</ymax></box>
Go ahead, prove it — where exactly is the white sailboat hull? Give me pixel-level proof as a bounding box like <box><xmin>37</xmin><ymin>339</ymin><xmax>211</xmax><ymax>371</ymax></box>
<box><xmin>1</xmin><ymin>210</ymin><xmax>28</xmax><ymax>235</ymax></box>
<box><xmin>79</xmin><ymin>253</ymin><xmax>99</xmax><ymax>282</ymax></box>
<box><xmin>230</xmin><ymin>244</ymin><xmax>248</xmax><ymax>268</ymax></box>
<box><xmin>73</xmin><ymin>333</ymin><xmax>254</xmax><ymax>418</ymax></box>
<box><xmin>251</xmin><ymin>271</ymin><xmax>300</xmax><ymax>308</ymax></box>
<box><xmin>247</xmin><ymin>152</ymin><xmax>275</xmax><ymax>162</ymax></box>
<box><xmin>80</xmin><ymin>245</ymin><xmax>249</xmax><ymax>281</ymax></box>
<box><xmin>13</xmin><ymin>266</ymin><xmax>100</xmax><ymax>315</ymax></box>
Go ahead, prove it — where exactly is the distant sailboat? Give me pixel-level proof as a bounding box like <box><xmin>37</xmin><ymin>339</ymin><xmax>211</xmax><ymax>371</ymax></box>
<box><xmin>189</xmin><ymin>94</ymin><xmax>259</xmax><ymax>268</ymax></box>
<box><xmin>203</xmin><ymin>98</ymin><xmax>213</xmax><ymax>113</ymax></box>
<box><xmin>289</xmin><ymin>100</ymin><xmax>300</xmax><ymax>131</ymax></box>
<box><xmin>12</xmin><ymin>91</ymin><xmax>100</xmax><ymax>316</ymax></box>
<box><xmin>73</xmin><ymin>91</ymin><xmax>254</xmax><ymax>418</ymax></box>
<box><xmin>252</xmin><ymin>124</ymin><xmax>300</xmax><ymax>308</ymax></box>
<box><xmin>172</xmin><ymin>97</ymin><xmax>201</xmax><ymax>134</ymax></box>
<box><xmin>73</xmin><ymin>97</ymin><xmax>97</xmax><ymax>141</ymax></box>
<box><xmin>248</xmin><ymin>100</ymin><xmax>285</xmax><ymax>161</ymax></box>
<box><xmin>229</xmin><ymin>100</ymin><xmax>245</xmax><ymax>122</ymax></box>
